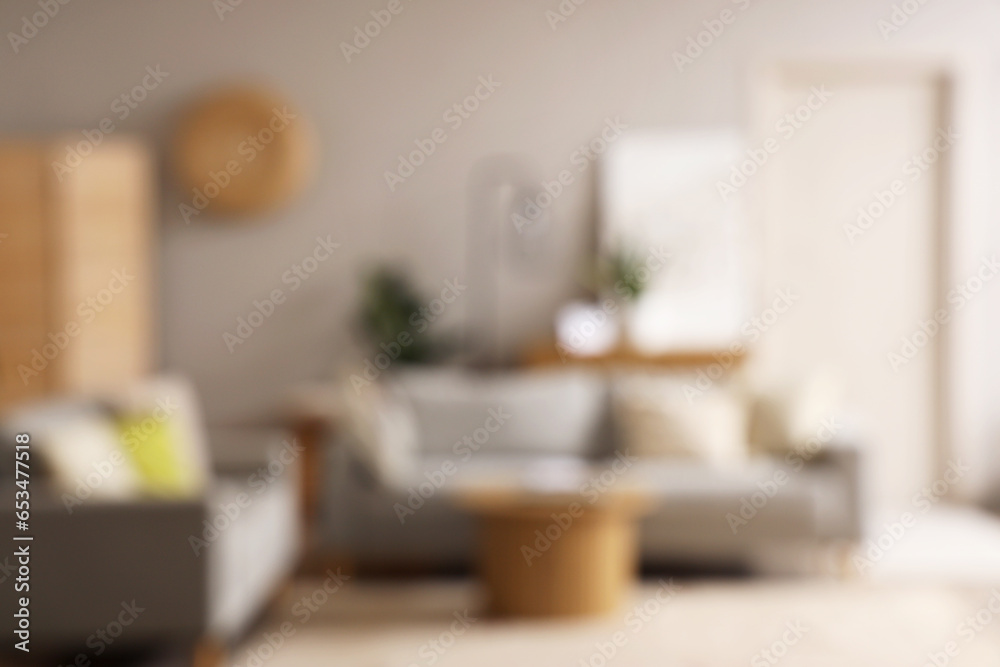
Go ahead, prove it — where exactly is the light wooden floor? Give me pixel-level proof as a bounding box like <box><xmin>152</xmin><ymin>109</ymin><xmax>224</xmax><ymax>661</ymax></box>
<box><xmin>230</xmin><ymin>505</ymin><xmax>1000</xmax><ymax>665</ymax></box>
<box><xmin>232</xmin><ymin>577</ymin><xmax>1000</xmax><ymax>666</ymax></box>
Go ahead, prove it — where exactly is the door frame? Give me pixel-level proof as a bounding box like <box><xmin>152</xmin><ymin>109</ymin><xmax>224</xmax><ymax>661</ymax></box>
<box><xmin>747</xmin><ymin>55</ymin><xmax>983</xmax><ymax>500</ymax></box>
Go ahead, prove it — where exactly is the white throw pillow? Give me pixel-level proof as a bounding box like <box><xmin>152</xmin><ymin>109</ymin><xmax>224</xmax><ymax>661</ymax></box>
<box><xmin>339</xmin><ymin>378</ymin><xmax>419</xmax><ymax>489</ymax></box>
<box><xmin>36</xmin><ymin>414</ymin><xmax>142</xmax><ymax>502</ymax></box>
<box><xmin>612</xmin><ymin>373</ymin><xmax>748</xmax><ymax>467</ymax></box>
<box><xmin>748</xmin><ymin>372</ymin><xmax>842</xmax><ymax>456</ymax></box>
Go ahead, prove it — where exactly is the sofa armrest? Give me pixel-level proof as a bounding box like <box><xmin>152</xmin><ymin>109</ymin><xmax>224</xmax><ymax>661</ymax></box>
<box><xmin>807</xmin><ymin>425</ymin><xmax>865</xmax><ymax>540</ymax></box>
<box><xmin>0</xmin><ymin>486</ymin><xmax>207</xmax><ymax>655</ymax></box>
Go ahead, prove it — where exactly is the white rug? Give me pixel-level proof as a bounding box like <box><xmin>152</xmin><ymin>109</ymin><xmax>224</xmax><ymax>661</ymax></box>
<box><xmin>867</xmin><ymin>505</ymin><xmax>1000</xmax><ymax>586</ymax></box>
<box><xmin>231</xmin><ymin>577</ymin><xmax>1000</xmax><ymax>666</ymax></box>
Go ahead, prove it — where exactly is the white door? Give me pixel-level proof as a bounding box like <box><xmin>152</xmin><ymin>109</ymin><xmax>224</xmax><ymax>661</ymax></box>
<box><xmin>752</xmin><ymin>63</ymin><xmax>950</xmax><ymax>512</ymax></box>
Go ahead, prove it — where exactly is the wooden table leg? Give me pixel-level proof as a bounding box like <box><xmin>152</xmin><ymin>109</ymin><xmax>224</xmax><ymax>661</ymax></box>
<box><xmin>290</xmin><ymin>417</ymin><xmax>326</xmax><ymax>571</ymax></box>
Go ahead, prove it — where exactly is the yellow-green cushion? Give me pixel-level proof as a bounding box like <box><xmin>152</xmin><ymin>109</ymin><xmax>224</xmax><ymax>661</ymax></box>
<box><xmin>116</xmin><ymin>412</ymin><xmax>200</xmax><ymax>498</ymax></box>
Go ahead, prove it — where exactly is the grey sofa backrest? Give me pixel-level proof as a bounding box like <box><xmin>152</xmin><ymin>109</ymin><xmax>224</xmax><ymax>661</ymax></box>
<box><xmin>391</xmin><ymin>367</ymin><xmax>613</xmax><ymax>458</ymax></box>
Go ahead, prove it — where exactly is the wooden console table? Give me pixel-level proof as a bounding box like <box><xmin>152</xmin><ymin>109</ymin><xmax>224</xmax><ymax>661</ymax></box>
<box><xmin>520</xmin><ymin>340</ymin><xmax>748</xmax><ymax>369</ymax></box>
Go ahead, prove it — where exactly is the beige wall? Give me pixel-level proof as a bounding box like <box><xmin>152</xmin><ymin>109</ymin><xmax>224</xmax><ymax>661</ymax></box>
<box><xmin>2</xmin><ymin>0</ymin><xmax>999</xmax><ymax>504</ymax></box>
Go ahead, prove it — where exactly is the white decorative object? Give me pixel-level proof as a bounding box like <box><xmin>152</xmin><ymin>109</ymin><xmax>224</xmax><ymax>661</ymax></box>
<box><xmin>555</xmin><ymin>300</ymin><xmax>620</xmax><ymax>358</ymax></box>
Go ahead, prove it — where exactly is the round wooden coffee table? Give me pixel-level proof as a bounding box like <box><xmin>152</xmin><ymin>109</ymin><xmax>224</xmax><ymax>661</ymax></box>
<box><xmin>459</xmin><ymin>488</ymin><xmax>651</xmax><ymax>618</ymax></box>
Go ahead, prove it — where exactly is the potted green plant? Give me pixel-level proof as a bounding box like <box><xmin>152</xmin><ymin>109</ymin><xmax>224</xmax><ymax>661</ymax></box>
<box><xmin>598</xmin><ymin>246</ymin><xmax>662</xmax><ymax>347</ymax></box>
<box><xmin>357</xmin><ymin>267</ymin><xmax>438</xmax><ymax>364</ymax></box>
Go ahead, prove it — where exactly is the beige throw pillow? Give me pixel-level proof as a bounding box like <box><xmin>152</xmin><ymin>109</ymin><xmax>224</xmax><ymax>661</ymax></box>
<box><xmin>612</xmin><ymin>373</ymin><xmax>748</xmax><ymax>467</ymax></box>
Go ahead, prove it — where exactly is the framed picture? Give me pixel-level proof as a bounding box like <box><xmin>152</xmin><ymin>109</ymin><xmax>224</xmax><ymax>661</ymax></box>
<box><xmin>599</xmin><ymin>130</ymin><xmax>750</xmax><ymax>353</ymax></box>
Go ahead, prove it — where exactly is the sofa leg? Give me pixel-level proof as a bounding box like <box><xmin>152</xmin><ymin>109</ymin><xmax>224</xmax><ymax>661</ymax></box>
<box><xmin>834</xmin><ymin>540</ymin><xmax>860</xmax><ymax>580</ymax></box>
<box><xmin>808</xmin><ymin>539</ymin><xmax>860</xmax><ymax>579</ymax></box>
<box><xmin>193</xmin><ymin>638</ymin><xmax>228</xmax><ymax>667</ymax></box>
<box><xmin>269</xmin><ymin>575</ymin><xmax>298</xmax><ymax>615</ymax></box>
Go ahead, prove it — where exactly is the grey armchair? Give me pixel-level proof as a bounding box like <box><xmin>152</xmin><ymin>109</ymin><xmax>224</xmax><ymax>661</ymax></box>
<box><xmin>0</xmin><ymin>377</ymin><xmax>301</xmax><ymax>663</ymax></box>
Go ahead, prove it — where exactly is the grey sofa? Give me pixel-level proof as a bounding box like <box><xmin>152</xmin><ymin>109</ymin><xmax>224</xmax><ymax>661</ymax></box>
<box><xmin>0</xmin><ymin>377</ymin><xmax>301</xmax><ymax>661</ymax></box>
<box><xmin>322</xmin><ymin>367</ymin><xmax>863</xmax><ymax>572</ymax></box>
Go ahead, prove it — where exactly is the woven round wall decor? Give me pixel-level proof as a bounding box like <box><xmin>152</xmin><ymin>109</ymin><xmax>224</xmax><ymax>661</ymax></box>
<box><xmin>172</xmin><ymin>86</ymin><xmax>314</xmax><ymax>217</ymax></box>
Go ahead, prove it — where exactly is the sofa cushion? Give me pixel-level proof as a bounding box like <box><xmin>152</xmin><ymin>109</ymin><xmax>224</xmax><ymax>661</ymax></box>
<box><xmin>1</xmin><ymin>375</ymin><xmax>212</xmax><ymax>502</ymax></box>
<box><xmin>5</xmin><ymin>405</ymin><xmax>142</xmax><ymax>501</ymax></box>
<box><xmin>390</xmin><ymin>367</ymin><xmax>610</xmax><ymax>457</ymax></box>
<box><xmin>106</xmin><ymin>375</ymin><xmax>212</xmax><ymax>493</ymax></box>
<box><xmin>339</xmin><ymin>380</ymin><xmax>419</xmax><ymax>489</ymax></box>
<box><xmin>208</xmin><ymin>473</ymin><xmax>300</xmax><ymax>638</ymax></box>
<box><xmin>114</xmin><ymin>411</ymin><xmax>201</xmax><ymax>498</ymax></box>
<box><xmin>612</xmin><ymin>373</ymin><xmax>748</xmax><ymax>467</ymax></box>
